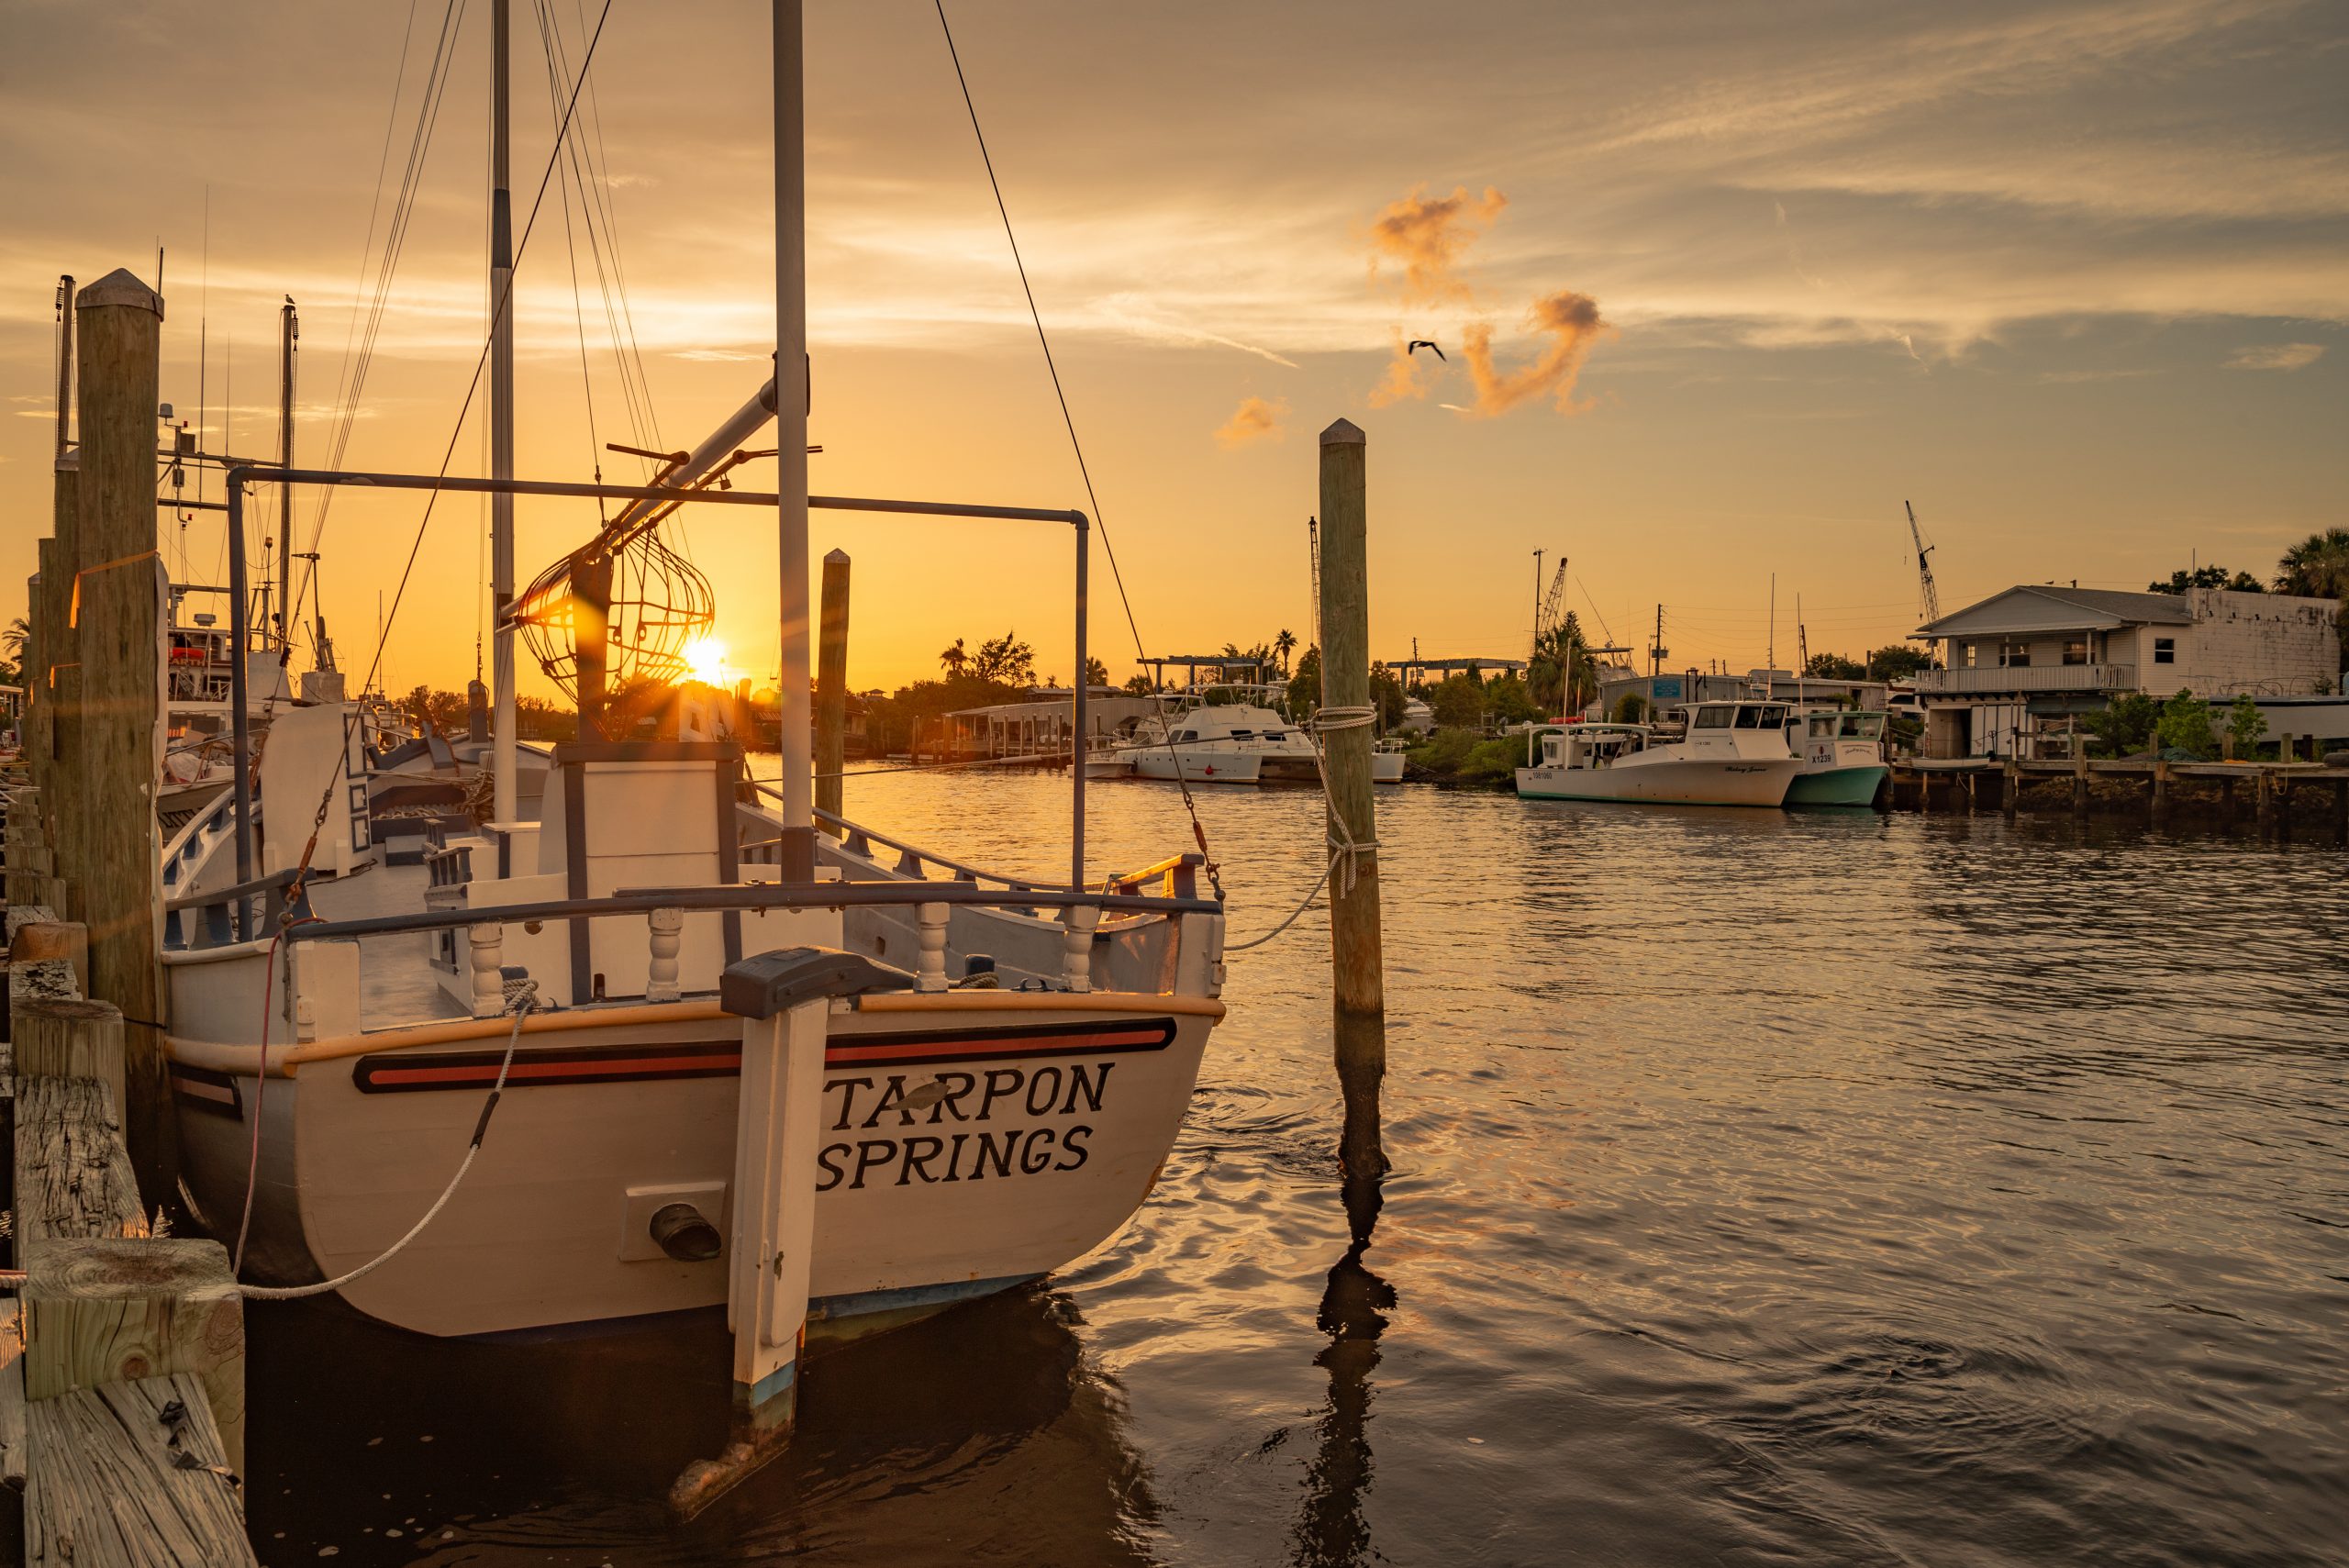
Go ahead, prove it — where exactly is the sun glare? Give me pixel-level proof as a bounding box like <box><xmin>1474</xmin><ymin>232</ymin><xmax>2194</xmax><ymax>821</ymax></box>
<box><xmin>683</xmin><ymin>636</ymin><xmax>729</xmax><ymax>687</ymax></box>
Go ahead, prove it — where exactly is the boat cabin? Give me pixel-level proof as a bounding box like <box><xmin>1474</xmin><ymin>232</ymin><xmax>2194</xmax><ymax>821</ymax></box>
<box><xmin>1528</xmin><ymin>722</ymin><xmax>1650</xmax><ymax>769</ymax></box>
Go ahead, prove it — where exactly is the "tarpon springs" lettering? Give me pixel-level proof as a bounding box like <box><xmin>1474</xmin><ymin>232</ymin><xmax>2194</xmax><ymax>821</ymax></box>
<box><xmin>816</xmin><ymin>1061</ymin><xmax>1116</xmax><ymax>1190</ymax></box>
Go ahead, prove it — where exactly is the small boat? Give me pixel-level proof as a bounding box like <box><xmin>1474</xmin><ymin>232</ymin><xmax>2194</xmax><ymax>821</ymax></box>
<box><xmin>1128</xmin><ymin>688</ymin><xmax>1403</xmax><ymax>785</ymax></box>
<box><xmin>1515</xmin><ymin>701</ymin><xmax>1802</xmax><ymax>806</ymax></box>
<box><xmin>1782</xmin><ymin>708</ymin><xmax>1889</xmax><ymax>806</ymax></box>
<box><xmin>1104</xmin><ymin>716</ymin><xmax>1264</xmax><ymax>784</ymax></box>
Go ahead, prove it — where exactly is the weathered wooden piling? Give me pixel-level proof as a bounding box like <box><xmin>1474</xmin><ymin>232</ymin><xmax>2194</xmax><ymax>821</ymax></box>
<box><xmin>70</xmin><ymin>271</ymin><xmax>173</xmax><ymax>1207</ymax></box>
<box><xmin>1317</xmin><ymin>418</ymin><xmax>1386</xmax><ymax>1181</ymax></box>
<box><xmin>2151</xmin><ymin>760</ymin><xmax>2171</xmax><ymax>825</ymax></box>
<box><xmin>2072</xmin><ymin>751</ymin><xmax>2090</xmax><ymax>819</ymax></box>
<box><xmin>44</xmin><ymin>455</ymin><xmax>81</xmax><ymax>926</ymax></box>
<box><xmin>816</xmin><ymin>549</ymin><xmax>851</xmax><ymax>825</ymax></box>
<box><xmin>2001</xmin><ymin>758</ymin><xmax>2020</xmax><ymax>821</ymax></box>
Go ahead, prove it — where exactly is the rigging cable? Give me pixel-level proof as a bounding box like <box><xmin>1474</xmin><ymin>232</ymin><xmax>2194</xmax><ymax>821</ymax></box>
<box><xmin>933</xmin><ymin>0</ymin><xmax>1222</xmax><ymax>897</ymax></box>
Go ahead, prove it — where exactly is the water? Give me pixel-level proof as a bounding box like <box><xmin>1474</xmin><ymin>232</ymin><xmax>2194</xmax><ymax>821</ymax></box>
<box><xmin>249</xmin><ymin>773</ymin><xmax>2349</xmax><ymax>1566</ymax></box>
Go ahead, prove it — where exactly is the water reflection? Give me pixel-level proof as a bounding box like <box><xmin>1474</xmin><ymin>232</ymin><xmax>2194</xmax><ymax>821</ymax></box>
<box><xmin>1293</xmin><ymin>1173</ymin><xmax>1394</xmax><ymax>1568</ymax></box>
<box><xmin>251</xmin><ymin>1285</ymin><xmax>1160</xmax><ymax>1566</ymax></box>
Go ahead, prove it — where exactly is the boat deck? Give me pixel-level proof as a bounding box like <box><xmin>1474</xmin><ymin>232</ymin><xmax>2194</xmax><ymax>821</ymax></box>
<box><xmin>305</xmin><ymin>860</ymin><xmax>472</xmax><ymax>1028</ymax></box>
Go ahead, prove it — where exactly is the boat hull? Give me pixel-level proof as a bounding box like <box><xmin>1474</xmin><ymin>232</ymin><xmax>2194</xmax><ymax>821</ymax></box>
<box><xmin>172</xmin><ymin>994</ymin><xmax>1217</xmax><ymax>1341</ymax></box>
<box><xmin>1786</xmin><ymin>764</ymin><xmax>1887</xmax><ymax>806</ymax></box>
<box><xmin>1129</xmin><ymin>750</ymin><xmax>1261</xmax><ymax>784</ymax></box>
<box><xmin>1514</xmin><ymin>756</ymin><xmax>1798</xmax><ymax>806</ymax></box>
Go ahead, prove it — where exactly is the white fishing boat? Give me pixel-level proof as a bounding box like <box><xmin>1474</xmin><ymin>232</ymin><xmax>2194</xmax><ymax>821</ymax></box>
<box><xmin>153</xmin><ymin>2</ymin><xmax>1232</xmax><ymax>1428</ymax></box>
<box><xmin>1122</xmin><ymin>687</ymin><xmax>1402</xmax><ymax>785</ymax></box>
<box><xmin>1781</xmin><ymin>707</ymin><xmax>1889</xmax><ymax>807</ymax></box>
<box><xmin>1103</xmin><ymin>713</ymin><xmax>1264</xmax><ymax>784</ymax></box>
<box><xmin>1514</xmin><ymin>701</ymin><xmax>1801</xmax><ymax>806</ymax></box>
<box><xmin>160</xmin><ymin>590</ymin><xmax>300</xmax><ymax>823</ymax></box>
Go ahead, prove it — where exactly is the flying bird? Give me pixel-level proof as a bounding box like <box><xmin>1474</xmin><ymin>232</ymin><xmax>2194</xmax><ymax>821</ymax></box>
<box><xmin>1408</xmin><ymin>339</ymin><xmax>1446</xmax><ymax>361</ymax></box>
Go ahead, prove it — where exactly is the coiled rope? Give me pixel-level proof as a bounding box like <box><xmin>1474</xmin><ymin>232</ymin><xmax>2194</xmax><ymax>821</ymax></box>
<box><xmin>1225</xmin><ymin>705</ymin><xmax>1381</xmax><ymax>952</ymax></box>
<box><xmin>238</xmin><ymin>981</ymin><xmax>537</xmax><ymax>1301</ymax></box>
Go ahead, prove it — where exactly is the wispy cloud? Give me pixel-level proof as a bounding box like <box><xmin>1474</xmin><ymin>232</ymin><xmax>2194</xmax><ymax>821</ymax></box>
<box><xmin>1213</xmin><ymin>395</ymin><xmax>1289</xmax><ymax>448</ymax></box>
<box><xmin>2226</xmin><ymin>341</ymin><xmax>2326</xmax><ymax>371</ymax></box>
<box><xmin>1461</xmin><ymin>291</ymin><xmax>1610</xmax><ymax>417</ymax></box>
<box><xmin>1364</xmin><ymin>184</ymin><xmax>1508</xmax><ymax>305</ymax></box>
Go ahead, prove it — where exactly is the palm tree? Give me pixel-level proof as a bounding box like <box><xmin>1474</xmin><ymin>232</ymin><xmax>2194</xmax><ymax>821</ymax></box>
<box><xmin>938</xmin><ymin>638</ymin><xmax>969</xmax><ymax>679</ymax></box>
<box><xmin>2275</xmin><ymin>528</ymin><xmax>2349</xmax><ymax>598</ymax></box>
<box><xmin>1</xmin><ymin>617</ymin><xmax>27</xmax><ymax>662</ymax></box>
<box><xmin>1274</xmin><ymin>628</ymin><xmax>1297</xmax><ymax>676</ymax></box>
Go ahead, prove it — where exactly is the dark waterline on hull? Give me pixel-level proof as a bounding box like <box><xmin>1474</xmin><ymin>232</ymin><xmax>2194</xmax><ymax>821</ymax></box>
<box><xmin>247</xmin><ymin>772</ymin><xmax>2349</xmax><ymax>1566</ymax></box>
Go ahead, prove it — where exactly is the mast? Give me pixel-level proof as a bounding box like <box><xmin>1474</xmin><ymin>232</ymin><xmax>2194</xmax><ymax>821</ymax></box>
<box><xmin>277</xmin><ymin>297</ymin><xmax>297</xmax><ymax>650</ymax></box>
<box><xmin>774</xmin><ymin>0</ymin><xmax>814</xmax><ymax>878</ymax></box>
<box><xmin>53</xmin><ymin>275</ymin><xmax>72</xmax><ymax>457</ymax></box>
<box><xmin>490</xmin><ymin>0</ymin><xmax>518</xmax><ymax>821</ymax></box>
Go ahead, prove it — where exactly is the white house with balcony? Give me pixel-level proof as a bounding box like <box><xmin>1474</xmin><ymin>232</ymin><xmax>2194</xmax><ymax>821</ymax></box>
<box><xmin>1912</xmin><ymin>584</ymin><xmax>2341</xmax><ymax>758</ymax></box>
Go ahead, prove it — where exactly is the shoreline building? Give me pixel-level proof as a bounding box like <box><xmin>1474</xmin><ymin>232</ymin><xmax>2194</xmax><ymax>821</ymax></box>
<box><xmin>1912</xmin><ymin>584</ymin><xmax>2343</xmax><ymax>758</ymax></box>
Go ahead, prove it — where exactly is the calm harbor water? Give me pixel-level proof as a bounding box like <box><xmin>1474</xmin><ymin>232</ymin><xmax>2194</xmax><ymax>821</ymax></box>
<box><xmin>249</xmin><ymin>771</ymin><xmax>2349</xmax><ymax>1566</ymax></box>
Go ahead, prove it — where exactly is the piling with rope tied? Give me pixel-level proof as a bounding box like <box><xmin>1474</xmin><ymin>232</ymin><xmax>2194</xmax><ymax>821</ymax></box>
<box><xmin>1318</xmin><ymin>417</ymin><xmax>1387</xmax><ymax>1182</ymax></box>
<box><xmin>71</xmin><ymin>268</ymin><xmax>174</xmax><ymax>1211</ymax></box>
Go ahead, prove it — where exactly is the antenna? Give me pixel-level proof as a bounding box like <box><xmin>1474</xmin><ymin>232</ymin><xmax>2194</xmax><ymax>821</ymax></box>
<box><xmin>1906</xmin><ymin>499</ymin><xmax>1940</xmax><ymax>626</ymax></box>
<box><xmin>1308</xmin><ymin>515</ymin><xmax>1322</xmax><ymax>651</ymax></box>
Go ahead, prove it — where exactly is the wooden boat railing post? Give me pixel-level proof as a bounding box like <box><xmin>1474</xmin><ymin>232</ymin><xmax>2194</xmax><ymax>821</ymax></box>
<box><xmin>72</xmin><ymin>269</ymin><xmax>173</xmax><ymax>1210</ymax></box>
<box><xmin>915</xmin><ymin>902</ymin><xmax>951</xmax><ymax>991</ymax></box>
<box><xmin>1061</xmin><ymin>904</ymin><xmax>1099</xmax><ymax>993</ymax></box>
<box><xmin>647</xmin><ymin>907</ymin><xmax>685</xmax><ymax>1002</ymax></box>
<box><xmin>1318</xmin><ymin>417</ymin><xmax>1387</xmax><ymax>1183</ymax></box>
<box><xmin>468</xmin><ymin>923</ymin><xmax>507</xmax><ymax>1018</ymax></box>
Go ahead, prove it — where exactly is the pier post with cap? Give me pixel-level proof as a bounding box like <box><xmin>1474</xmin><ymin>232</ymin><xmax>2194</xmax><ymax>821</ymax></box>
<box><xmin>1318</xmin><ymin>417</ymin><xmax>1386</xmax><ymax>1180</ymax></box>
<box><xmin>46</xmin><ymin>452</ymin><xmax>83</xmax><ymax>921</ymax></box>
<box><xmin>816</xmin><ymin>549</ymin><xmax>850</xmax><ymax>827</ymax></box>
<box><xmin>72</xmin><ymin>269</ymin><xmax>173</xmax><ymax>1207</ymax></box>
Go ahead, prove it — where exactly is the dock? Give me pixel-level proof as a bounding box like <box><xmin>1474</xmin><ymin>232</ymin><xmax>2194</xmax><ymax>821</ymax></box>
<box><xmin>1889</xmin><ymin>756</ymin><xmax>2349</xmax><ymax>839</ymax></box>
<box><xmin>0</xmin><ymin>776</ymin><xmax>256</xmax><ymax>1566</ymax></box>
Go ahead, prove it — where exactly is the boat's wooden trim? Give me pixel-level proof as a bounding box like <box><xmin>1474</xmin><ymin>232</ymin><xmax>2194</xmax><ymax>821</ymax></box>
<box><xmin>854</xmin><ymin>991</ymin><xmax>1226</xmax><ymax>1018</ymax></box>
<box><xmin>165</xmin><ymin>989</ymin><xmax>1222</xmax><ymax>1076</ymax></box>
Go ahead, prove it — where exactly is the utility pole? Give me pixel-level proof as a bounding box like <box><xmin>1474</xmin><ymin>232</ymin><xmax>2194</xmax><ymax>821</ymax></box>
<box><xmin>1531</xmin><ymin>548</ymin><xmax>1544</xmax><ymax>660</ymax></box>
<box><xmin>1649</xmin><ymin>604</ymin><xmax>1665</xmax><ymax>678</ymax></box>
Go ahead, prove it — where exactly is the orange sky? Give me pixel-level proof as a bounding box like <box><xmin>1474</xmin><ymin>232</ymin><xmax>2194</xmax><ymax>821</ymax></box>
<box><xmin>3</xmin><ymin>1</ymin><xmax>2343</xmax><ymax>697</ymax></box>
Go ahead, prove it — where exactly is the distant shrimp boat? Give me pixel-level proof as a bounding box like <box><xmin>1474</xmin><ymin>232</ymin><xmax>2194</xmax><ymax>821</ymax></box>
<box><xmin>1782</xmin><ymin>708</ymin><xmax>1889</xmax><ymax>806</ymax></box>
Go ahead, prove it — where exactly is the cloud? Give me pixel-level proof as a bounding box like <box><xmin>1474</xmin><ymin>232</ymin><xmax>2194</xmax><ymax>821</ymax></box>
<box><xmin>1459</xmin><ymin>291</ymin><xmax>1610</xmax><ymax>417</ymax></box>
<box><xmin>1213</xmin><ymin>395</ymin><xmax>1289</xmax><ymax>448</ymax></box>
<box><xmin>2225</xmin><ymin>342</ymin><xmax>2325</xmax><ymax>372</ymax></box>
<box><xmin>1365</xmin><ymin>183</ymin><xmax>1508</xmax><ymax>305</ymax></box>
<box><xmin>1368</xmin><ymin>334</ymin><xmax>1437</xmax><ymax>407</ymax></box>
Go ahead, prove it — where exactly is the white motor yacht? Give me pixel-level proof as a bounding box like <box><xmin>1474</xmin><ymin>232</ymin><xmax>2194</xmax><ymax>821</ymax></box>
<box><xmin>1515</xmin><ymin>700</ymin><xmax>1801</xmax><ymax>806</ymax></box>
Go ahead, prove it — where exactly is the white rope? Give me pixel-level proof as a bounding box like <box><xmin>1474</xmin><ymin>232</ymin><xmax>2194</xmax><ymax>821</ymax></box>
<box><xmin>1225</xmin><ymin>705</ymin><xmax>1381</xmax><ymax>952</ymax></box>
<box><xmin>238</xmin><ymin>983</ymin><xmax>538</xmax><ymax>1301</ymax></box>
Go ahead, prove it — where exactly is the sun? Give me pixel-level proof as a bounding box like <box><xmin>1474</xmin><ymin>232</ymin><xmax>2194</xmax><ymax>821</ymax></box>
<box><xmin>683</xmin><ymin>636</ymin><xmax>729</xmax><ymax>687</ymax></box>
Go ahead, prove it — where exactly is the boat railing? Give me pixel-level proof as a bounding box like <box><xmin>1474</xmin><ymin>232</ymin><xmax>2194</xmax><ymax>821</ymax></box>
<box><xmin>1098</xmin><ymin>852</ymin><xmax>1204</xmax><ymax>900</ymax></box>
<box><xmin>162</xmin><ymin>865</ymin><xmax>311</xmax><ymax>949</ymax></box>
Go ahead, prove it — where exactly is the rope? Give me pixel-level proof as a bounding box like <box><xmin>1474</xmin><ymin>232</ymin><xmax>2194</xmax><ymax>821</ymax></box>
<box><xmin>933</xmin><ymin>0</ymin><xmax>1222</xmax><ymax>900</ymax></box>
<box><xmin>239</xmin><ymin>983</ymin><xmax>537</xmax><ymax>1300</ymax></box>
<box><xmin>1224</xmin><ymin>706</ymin><xmax>1380</xmax><ymax>951</ymax></box>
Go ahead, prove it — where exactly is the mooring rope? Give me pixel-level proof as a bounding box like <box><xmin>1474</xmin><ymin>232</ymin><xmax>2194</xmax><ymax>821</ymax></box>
<box><xmin>1225</xmin><ymin>705</ymin><xmax>1381</xmax><ymax>952</ymax></box>
<box><xmin>238</xmin><ymin>983</ymin><xmax>536</xmax><ymax>1301</ymax></box>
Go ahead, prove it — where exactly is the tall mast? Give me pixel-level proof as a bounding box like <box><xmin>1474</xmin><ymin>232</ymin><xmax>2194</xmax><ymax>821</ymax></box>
<box><xmin>277</xmin><ymin>297</ymin><xmax>297</xmax><ymax>650</ymax></box>
<box><xmin>774</xmin><ymin>0</ymin><xmax>814</xmax><ymax>878</ymax></box>
<box><xmin>490</xmin><ymin>0</ymin><xmax>518</xmax><ymax>821</ymax></box>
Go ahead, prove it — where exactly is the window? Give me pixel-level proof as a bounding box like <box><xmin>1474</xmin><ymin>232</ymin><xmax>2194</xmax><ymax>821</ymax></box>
<box><xmin>1693</xmin><ymin>706</ymin><xmax>1732</xmax><ymax>728</ymax></box>
<box><xmin>2000</xmin><ymin>639</ymin><xmax>2032</xmax><ymax>669</ymax></box>
<box><xmin>2063</xmin><ymin>638</ymin><xmax>2088</xmax><ymax>666</ymax></box>
<box><xmin>2154</xmin><ymin>638</ymin><xmax>2176</xmax><ymax>665</ymax></box>
<box><xmin>1961</xmin><ymin>642</ymin><xmax>1977</xmax><ymax>668</ymax></box>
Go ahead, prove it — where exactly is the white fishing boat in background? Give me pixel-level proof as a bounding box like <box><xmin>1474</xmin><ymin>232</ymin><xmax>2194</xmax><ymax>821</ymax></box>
<box><xmin>1515</xmin><ymin>701</ymin><xmax>1801</xmax><ymax>806</ymax></box>
<box><xmin>1118</xmin><ymin>686</ymin><xmax>1401</xmax><ymax>785</ymax></box>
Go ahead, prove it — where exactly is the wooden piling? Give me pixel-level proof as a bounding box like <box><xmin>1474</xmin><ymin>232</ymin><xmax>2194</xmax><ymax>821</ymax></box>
<box><xmin>2072</xmin><ymin>751</ymin><xmax>2090</xmax><ymax>819</ymax></box>
<box><xmin>2256</xmin><ymin>766</ymin><xmax>2275</xmax><ymax>835</ymax></box>
<box><xmin>2001</xmin><ymin>758</ymin><xmax>2019</xmax><ymax>821</ymax></box>
<box><xmin>45</xmin><ymin>454</ymin><xmax>82</xmax><ymax>926</ymax></box>
<box><xmin>2221</xmin><ymin>775</ymin><xmax>2237</xmax><ymax>827</ymax></box>
<box><xmin>815</xmin><ymin>549</ymin><xmax>851</xmax><ymax>826</ymax></box>
<box><xmin>10</xmin><ymin>997</ymin><xmax>123</xmax><ymax>1134</ymax></box>
<box><xmin>71</xmin><ymin>270</ymin><xmax>172</xmax><ymax>1208</ymax></box>
<box><xmin>9</xmin><ymin>922</ymin><xmax>89</xmax><ymax>1004</ymax></box>
<box><xmin>2151</xmin><ymin>760</ymin><xmax>2170</xmax><ymax>826</ymax></box>
<box><xmin>1317</xmin><ymin>418</ymin><xmax>1386</xmax><ymax>1181</ymax></box>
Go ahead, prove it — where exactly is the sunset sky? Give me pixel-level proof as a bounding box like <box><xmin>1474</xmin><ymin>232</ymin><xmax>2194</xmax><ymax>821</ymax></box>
<box><xmin>2</xmin><ymin>0</ymin><xmax>2343</xmax><ymax>696</ymax></box>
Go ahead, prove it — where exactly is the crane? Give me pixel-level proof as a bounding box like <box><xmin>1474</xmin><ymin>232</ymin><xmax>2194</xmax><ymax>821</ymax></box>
<box><xmin>1307</xmin><ymin>514</ymin><xmax>1322</xmax><ymax>651</ymax></box>
<box><xmin>1905</xmin><ymin>499</ymin><xmax>1940</xmax><ymax>626</ymax></box>
<box><xmin>1533</xmin><ymin>556</ymin><xmax>1569</xmax><ymax>659</ymax></box>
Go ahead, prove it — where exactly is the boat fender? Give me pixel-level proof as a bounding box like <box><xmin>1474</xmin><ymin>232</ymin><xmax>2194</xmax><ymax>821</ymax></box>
<box><xmin>649</xmin><ymin>1202</ymin><xmax>724</xmax><ymax>1262</ymax></box>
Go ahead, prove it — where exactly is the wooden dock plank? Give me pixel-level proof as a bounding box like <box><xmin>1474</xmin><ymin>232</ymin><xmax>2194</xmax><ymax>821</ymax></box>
<box><xmin>11</xmin><ymin>1078</ymin><xmax>146</xmax><ymax>1245</ymax></box>
<box><xmin>21</xmin><ymin>1372</ymin><xmax>253</xmax><ymax>1567</ymax></box>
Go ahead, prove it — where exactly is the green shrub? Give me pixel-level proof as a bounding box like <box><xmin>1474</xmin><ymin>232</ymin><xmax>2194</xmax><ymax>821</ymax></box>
<box><xmin>2154</xmin><ymin>689</ymin><xmax>2217</xmax><ymax>759</ymax></box>
<box><xmin>2226</xmin><ymin>693</ymin><xmax>2266</xmax><ymax>756</ymax></box>
<box><xmin>1611</xmin><ymin>693</ymin><xmax>1649</xmax><ymax>724</ymax></box>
